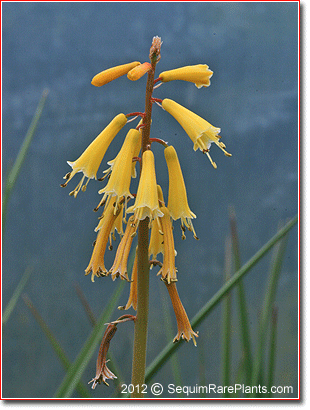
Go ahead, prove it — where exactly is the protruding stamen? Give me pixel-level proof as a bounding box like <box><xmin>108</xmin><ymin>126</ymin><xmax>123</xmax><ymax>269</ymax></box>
<box><xmin>216</xmin><ymin>139</ymin><xmax>232</xmax><ymax>157</ymax></box>
<box><xmin>203</xmin><ymin>150</ymin><xmax>217</xmax><ymax>169</ymax></box>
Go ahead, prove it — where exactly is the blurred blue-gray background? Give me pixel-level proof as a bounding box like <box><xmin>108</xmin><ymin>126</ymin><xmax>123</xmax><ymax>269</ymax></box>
<box><xmin>2</xmin><ymin>1</ymin><xmax>298</xmax><ymax>398</ymax></box>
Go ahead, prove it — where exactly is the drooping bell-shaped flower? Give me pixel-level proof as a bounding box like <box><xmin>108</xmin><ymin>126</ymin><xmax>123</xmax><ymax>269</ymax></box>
<box><xmin>157</xmin><ymin>207</ymin><xmax>178</xmax><ymax>284</ymax></box>
<box><xmin>149</xmin><ymin>185</ymin><xmax>165</xmax><ymax>259</ymax></box>
<box><xmin>164</xmin><ymin>145</ymin><xmax>197</xmax><ymax>239</ymax></box>
<box><xmin>61</xmin><ymin>114</ymin><xmax>127</xmax><ymax>197</ymax></box>
<box><xmin>159</xmin><ymin>64</ymin><xmax>213</xmax><ymax>88</ymax></box>
<box><xmin>85</xmin><ymin>200</ymin><xmax>122</xmax><ymax>282</ymax></box>
<box><xmin>127</xmin><ymin>62</ymin><xmax>152</xmax><ymax>81</ymax></box>
<box><xmin>100</xmin><ymin>125</ymin><xmax>141</xmax><ymax>184</ymax></box>
<box><xmin>126</xmin><ymin>150</ymin><xmax>164</xmax><ymax>232</ymax></box>
<box><xmin>88</xmin><ymin>323</ymin><xmax>117</xmax><ymax>388</ymax></box>
<box><xmin>165</xmin><ymin>282</ymin><xmax>198</xmax><ymax>346</ymax></box>
<box><xmin>91</xmin><ymin>61</ymin><xmax>141</xmax><ymax>87</ymax></box>
<box><xmin>162</xmin><ymin>98</ymin><xmax>231</xmax><ymax>168</ymax></box>
<box><xmin>119</xmin><ymin>247</ymin><xmax>138</xmax><ymax>311</ymax></box>
<box><xmin>109</xmin><ymin>216</ymin><xmax>136</xmax><ymax>281</ymax></box>
<box><xmin>97</xmin><ymin>129</ymin><xmax>141</xmax><ymax>212</ymax></box>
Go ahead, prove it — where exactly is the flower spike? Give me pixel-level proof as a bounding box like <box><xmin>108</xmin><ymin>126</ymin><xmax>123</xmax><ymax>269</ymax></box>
<box><xmin>162</xmin><ymin>98</ymin><xmax>231</xmax><ymax>168</ymax></box>
<box><xmin>61</xmin><ymin>114</ymin><xmax>127</xmax><ymax>197</ymax></box>
<box><xmin>91</xmin><ymin>62</ymin><xmax>141</xmax><ymax>87</ymax></box>
<box><xmin>159</xmin><ymin>64</ymin><xmax>213</xmax><ymax>89</ymax></box>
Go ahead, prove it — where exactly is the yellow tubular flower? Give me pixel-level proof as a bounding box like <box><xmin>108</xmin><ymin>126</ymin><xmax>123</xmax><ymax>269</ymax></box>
<box><xmin>61</xmin><ymin>114</ymin><xmax>127</xmax><ymax>197</ymax></box>
<box><xmin>109</xmin><ymin>216</ymin><xmax>136</xmax><ymax>281</ymax></box>
<box><xmin>149</xmin><ymin>185</ymin><xmax>165</xmax><ymax>259</ymax></box>
<box><xmin>126</xmin><ymin>150</ymin><xmax>164</xmax><ymax>231</ymax></box>
<box><xmin>164</xmin><ymin>146</ymin><xmax>197</xmax><ymax>239</ymax></box>
<box><xmin>165</xmin><ymin>282</ymin><xmax>198</xmax><ymax>346</ymax></box>
<box><xmin>131</xmin><ymin>128</ymin><xmax>142</xmax><ymax>178</ymax></box>
<box><xmin>91</xmin><ymin>61</ymin><xmax>141</xmax><ymax>87</ymax></box>
<box><xmin>127</xmin><ymin>62</ymin><xmax>152</xmax><ymax>81</ymax></box>
<box><xmin>149</xmin><ymin>216</ymin><xmax>164</xmax><ymax>260</ymax></box>
<box><xmin>157</xmin><ymin>207</ymin><xmax>177</xmax><ymax>284</ymax></box>
<box><xmin>100</xmin><ymin>125</ymin><xmax>141</xmax><ymax>183</ymax></box>
<box><xmin>120</xmin><ymin>247</ymin><xmax>138</xmax><ymax>311</ymax></box>
<box><xmin>113</xmin><ymin>205</ymin><xmax>124</xmax><ymax>237</ymax></box>
<box><xmin>98</xmin><ymin>129</ymin><xmax>141</xmax><ymax>212</ymax></box>
<box><xmin>156</xmin><ymin>184</ymin><xmax>165</xmax><ymax>207</ymax></box>
<box><xmin>85</xmin><ymin>200</ymin><xmax>122</xmax><ymax>282</ymax></box>
<box><xmin>159</xmin><ymin>64</ymin><xmax>213</xmax><ymax>88</ymax></box>
<box><xmin>162</xmin><ymin>98</ymin><xmax>231</xmax><ymax>169</ymax></box>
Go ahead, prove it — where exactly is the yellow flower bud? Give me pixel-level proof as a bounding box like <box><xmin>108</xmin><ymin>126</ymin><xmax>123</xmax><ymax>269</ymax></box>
<box><xmin>127</xmin><ymin>62</ymin><xmax>152</xmax><ymax>81</ymax></box>
<box><xmin>159</xmin><ymin>64</ymin><xmax>213</xmax><ymax>88</ymax></box>
<box><xmin>91</xmin><ymin>61</ymin><xmax>141</xmax><ymax>87</ymax></box>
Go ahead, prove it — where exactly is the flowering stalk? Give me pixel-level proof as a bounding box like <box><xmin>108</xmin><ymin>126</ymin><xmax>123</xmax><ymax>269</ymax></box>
<box><xmin>61</xmin><ymin>34</ymin><xmax>231</xmax><ymax>397</ymax></box>
<box><xmin>131</xmin><ymin>36</ymin><xmax>162</xmax><ymax>398</ymax></box>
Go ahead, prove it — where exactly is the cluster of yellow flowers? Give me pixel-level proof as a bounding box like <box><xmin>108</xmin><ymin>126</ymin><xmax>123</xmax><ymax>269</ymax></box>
<box><xmin>61</xmin><ymin>42</ymin><xmax>231</xmax><ymax>363</ymax></box>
